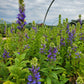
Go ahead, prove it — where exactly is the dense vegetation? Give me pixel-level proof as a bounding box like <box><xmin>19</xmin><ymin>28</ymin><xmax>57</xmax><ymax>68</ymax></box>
<box><xmin>0</xmin><ymin>15</ymin><xmax>84</xmax><ymax>84</ymax></box>
<box><xmin>0</xmin><ymin>0</ymin><xmax>84</xmax><ymax>84</ymax></box>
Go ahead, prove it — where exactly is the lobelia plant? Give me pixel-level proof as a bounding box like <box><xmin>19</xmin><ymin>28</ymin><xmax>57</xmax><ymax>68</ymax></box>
<box><xmin>66</xmin><ymin>24</ymin><xmax>75</xmax><ymax>47</ymax></box>
<box><xmin>16</xmin><ymin>0</ymin><xmax>27</xmax><ymax>31</ymax></box>
<box><xmin>28</xmin><ymin>66</ymin><xmax>41</xmax><ymax>84</ymax></box>
<box><xmin>39</xmin><ymin>42</ymin><xmax>68</xmax><ymax>84</ymax></box>
<box><xmin>28</xmin><ymin>57</ymin><xmax>41</xmax><ymax>84</ymax></box>
<box><xmin>78</xmin><ymin>14</ymin><xmax>82</xmax><ymax>27</ymax></box>
<box><xmin>16</xmin><ymin>0</ymin><xmax>27</xmax><ymax>54</ymax></box>
<box><xmin>40</xmin><ymin>36</ymin><xmax>47</xmax><ymax>54</ymax></box>
<box><xmin>47</xmin><ymin>42</ymin><xmax>58</xmax><ymax>61</ymax></box>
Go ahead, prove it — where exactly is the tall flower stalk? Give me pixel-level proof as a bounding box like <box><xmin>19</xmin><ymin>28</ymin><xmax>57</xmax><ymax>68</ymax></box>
<box><xmin>47</xmin><ymin>42</ymin><xmax>58</xmax><ymax>61</ymax></box>
<box><xmin>66</xmin><ymin>24</ymin><xmax>75</xmax><ymax>46</ymax></box>
<box><xmin>47</xmin><ymin>47</ymin><xmax>58</xmax><ymax>61</ymax></box>
<box><xmin>16</xmin><ymin>0</ymin><xmax>26</xmax><ymax>31</ymax></box>
<box><xmin>78</xmin><ymin>14</ymin><xmax>82</xmax><ymax>26</ymax></box>
<box><xmin>28</xmin><ymin>58</ymin><xmax>41</xmax><ymax>84</ymax></box>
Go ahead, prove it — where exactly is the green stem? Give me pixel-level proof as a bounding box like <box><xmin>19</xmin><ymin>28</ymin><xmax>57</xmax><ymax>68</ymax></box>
<box><xmin>16</xmin><ymin>76</ymin><xmax>19</xmax><ymax>84</ymax></box>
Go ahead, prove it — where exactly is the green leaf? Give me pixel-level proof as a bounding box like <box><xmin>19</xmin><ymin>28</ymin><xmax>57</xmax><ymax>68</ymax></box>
<box><xmin>15</xmin><ymin>58</ymin><xmax>19</xmax><ymax>64</ymax></box>
<box><xmin>62</xmin><ymin>78</ymin><xmax>69</xmax><ymax>83</ymax></box>
<box><xmin>0</xmin><ymin>77</ymin><xmax>2</xmax><ymax>81</ymax></box>
<box><xmin>54</xmin><ymin>67</ymin><xmax>65</xmax><ymax>70</ymax></box>
<box><xmin>14</xmin><ymin>52</ymin><xmax>26</xmax><ymax>61</ymax></box>
<box><xmin>0</xmin><ymin>64</ymin><xmax>9</xmax><ymax>78</ymax></box>
<box><xmin>51</xmin><ymin>72</ymin><xmax>58</xmax><ymax>80</ymax></box>
<box><xmin>19</xmin><ymin>53</ymin><xmax>26</xmax><ymax>61</ymax></box>
<box><xmin>39</xmin><ymin>78</ymin><xmax>45</xmax><ymax>82</ymax></box>
<box><xmin>40</xmin><ymin>68</ymin><xmax>48</xmax><ymax>73</ymax></box>
<box><xmin>14</xmin><ymin>52</ymin><xmax>20</xmax><ymax>58</ymax></box>
<box><xmin>46</xmin><ymin>77</ymin><xmax>51</xmax><ymax>84</ymax></box>
<box><xmin>20</xmin><ymin>60</ymin><xmax>29</xmax><ymax>67</ymax></box>
<box><xmin>3</xmin><ymin>80</ymin><xmax>15</xmax><ymax>84</ymax></box>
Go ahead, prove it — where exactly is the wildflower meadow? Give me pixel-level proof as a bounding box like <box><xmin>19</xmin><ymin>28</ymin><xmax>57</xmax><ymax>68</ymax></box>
<box><xmin>0</xmin><ymin>0</ymin><xmax>84</xmax><ymax>84</ymax></box>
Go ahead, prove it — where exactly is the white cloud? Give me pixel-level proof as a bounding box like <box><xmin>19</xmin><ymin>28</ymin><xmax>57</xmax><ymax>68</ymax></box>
<box><xmin>82</xmin><ymin>14</ymin><xmax>84</xmax><ymax>19</ymax></box>
<box><xmin>0</xmin><ymin>0</ymin><xmax>84</xmax><ymax>25</ymax></box>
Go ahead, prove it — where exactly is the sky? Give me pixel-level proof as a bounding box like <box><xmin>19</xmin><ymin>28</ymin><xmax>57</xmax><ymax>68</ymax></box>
<box><xmin>0</xmin><ymin>0</ymin><xmax>84</xmax><ymax>25</ymax></box>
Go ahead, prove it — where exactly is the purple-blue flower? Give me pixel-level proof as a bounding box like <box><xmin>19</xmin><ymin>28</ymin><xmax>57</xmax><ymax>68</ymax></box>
<box><xmin>17</xmin><ymin>52</ymin><xmax>20</xmax><ymax>55</ymax></box>
<box><xmin>66</xmin><ymin>24</ymin><xmax>69</xmax><ymax>33</ymax></box>
<box><xmin>16</xmin><ymin>3</ymin><xmax>27</xmax><ymax>31</ymax></box>
<box><xmin>28</xmin><ymin>66</ymin><xmax>41</xmax><ymax>84</ymax></box>
<box><xmin>40</xmin><ymin>44</ymin><xmax>46</xmax><ymax>54</ymax></box>
<box><xmin>3</xmin><ymin>49</ymin><xmax>11</xmax><ymax>58</ymax></box>
<box><xmin>72</xmin><ymin>47</ymin><xmax>77</xmax><ymax>52</ymax></box>
<box><xmin>24</xmin><ymin>44</ymin><xmax>30</xmax><ymax>50</ymax></box>
<box><xmin>10</xmin><ymin>27</ymin><xmax>15</xmax><ymax>33</ymax></box>
<box><xmin>43</xmin><ymin>34</ymin><xmax>48</xmax><ymax>41</ymax></box>
<box><xmin>60</xmin><ymin>37</ymin><xmax>65</xmax><ymax>46</ymax></box>
<box><xmin>32</xmin><ymin>27</ymin><xmax>37</xmax><ymax>33</ymax></box>
<box><xmin>67</xmin><ymin>30</ymin><xmax>75</xmax><ymax>46</ymax></box>
<box><xmin>66</xmin><ymin>24</ymin><xmax>75</xmax><ymax>47</ymax></box>
<box><xmin>75</xmin><ymin>52</ymin><xmax>81</xmax><ymax>58</ymax></box>
<box><xmin>25</xmin><ymin>33</ymin><xmax>29</xmax><ymax>39</ymax></box>
<box><xmin>28</xmin><ymin>75</ymin><xmax>33</xmax><ymax>82</ymax></box>
<box><xmin>80</xmin><ymin>37</ymin><xmax>84</xmax><ymax>41</ymax></box>
<box><xmin>78</xmin><ymin>19</ymin><xmax>82</xmax><ymax>25</ymax></box>
<box><xmin>47</xmin><ymin>47</ymin><xmax>58</xmax><ymax>61</ymax></box>
<box><xmin>66</xmin><ymin>24</ymin><xmax>75</xmax><ymax>46</ymax></box>
<box><xmin>32</xmin><ymin>27</ymin><xmax>37</xmax><ymax>30</ymax></box>
<box><xmin>79</xmin><ymin>33</ymin><xmax>84</xmax><ymax>41</ymax></box>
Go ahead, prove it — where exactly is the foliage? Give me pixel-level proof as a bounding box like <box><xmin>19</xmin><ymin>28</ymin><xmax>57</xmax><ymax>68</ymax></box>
<box><xmin>0</xmin><ymin>13</ymin><xmax>84</xmax><ymax>84</ymax></box>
